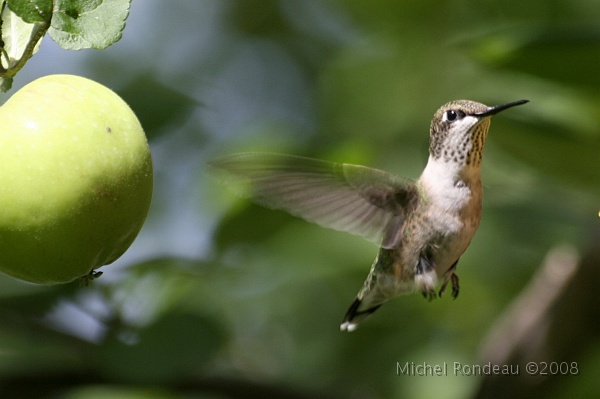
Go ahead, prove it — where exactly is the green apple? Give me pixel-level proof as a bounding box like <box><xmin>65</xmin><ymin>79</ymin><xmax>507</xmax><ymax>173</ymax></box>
<box><xmin>0</xmin><ymin>74</ymin><xmax>153</xmax><ymax>284</ymax></box>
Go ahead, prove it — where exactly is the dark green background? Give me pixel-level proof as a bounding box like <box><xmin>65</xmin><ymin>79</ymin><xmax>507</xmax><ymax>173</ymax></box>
<box><xmin>0</xmin><ymin>1</ymin><xmax>598</xmax><ymax>398</ymax></box>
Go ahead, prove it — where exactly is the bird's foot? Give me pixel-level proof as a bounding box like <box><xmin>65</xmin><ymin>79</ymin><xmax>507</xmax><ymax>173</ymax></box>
<box><xmin>421</xmin><ymin>287</ymin><xmax>437</xmax><ymax>301</ymax></box>
<box><xmin>451</xmin><ymin>273</ymin><xmax>459</xmax><ymax>299</ymax></box>
<box><xmin>439</xmin><ymin>272</ymin><xmax>460</xmax><ymax>299</ymax></box>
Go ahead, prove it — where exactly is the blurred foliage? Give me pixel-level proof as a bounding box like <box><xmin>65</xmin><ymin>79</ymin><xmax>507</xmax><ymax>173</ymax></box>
<box><xmin>118</xmin><ymin>74</ymin><xmax>199</xmax><ymax>141</ymax></box>
<box><xmin>0</xmin><ymin>0</ymin><xmax>599</xmax><ymax>398</ymax></box>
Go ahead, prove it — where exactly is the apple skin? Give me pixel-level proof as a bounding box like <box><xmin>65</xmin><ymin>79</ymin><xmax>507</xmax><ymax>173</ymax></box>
<box><xmin>0</xmin><ymin>75</ymin><xmax>153</xmax><ymax>284</ymax></box>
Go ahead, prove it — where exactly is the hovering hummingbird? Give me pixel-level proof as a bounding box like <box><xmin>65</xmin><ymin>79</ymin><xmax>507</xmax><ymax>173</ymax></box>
<box><xmin>210</xmin><ymin>99</ymin><xmax>528</xmax><ymax>332</ymax></box>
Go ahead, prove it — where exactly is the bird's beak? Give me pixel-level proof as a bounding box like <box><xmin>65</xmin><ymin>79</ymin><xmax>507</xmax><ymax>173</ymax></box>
<box><xmin>474</xmin><ymin>99</ymin><xmax>529</xmax><ymax>117</ymax></box>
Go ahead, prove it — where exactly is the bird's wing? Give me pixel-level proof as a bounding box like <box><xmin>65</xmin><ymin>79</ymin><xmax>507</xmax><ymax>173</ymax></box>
<box><xmin>208</xmin><ymin>153</ymin><xmax>420</xmax><ymax>248</ymax></box>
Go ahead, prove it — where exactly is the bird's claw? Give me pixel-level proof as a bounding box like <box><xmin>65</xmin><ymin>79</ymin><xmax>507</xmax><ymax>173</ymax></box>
<box><xmin>421</xmin><ymin>288</ymin><xmax>437</xmax><ymax>301</ymax></box>
<box><xmin>439</xmin><ymin>273</ymin><xmax>460</xmax><ymax>299</ymax></box>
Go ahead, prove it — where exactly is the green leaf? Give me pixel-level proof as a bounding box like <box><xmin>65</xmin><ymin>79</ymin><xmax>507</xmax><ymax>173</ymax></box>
<box><xmin>48</xmin><ymin>0</ymin><xmax>130</xmax><ymax>50</ymax></box>
<box><xmin>6</xmin><ymin>0</ymin><xmax>52</xmax><ymax>23</ymax></box>
<box><xmin>470</xmin><ymin>28</ymin><xmax>600</xmax><ymax>90</ymax></box>
<box><xmin>0</xmin><ymin>1</ymin><xmax>49</xmax><ymax>90</ymax></box>
<box><xmin>0</xmin><ymin>4</ymin><xmax>45</xmax><ymax>69</ymax></box>
<box><xmin>92</xmin><ymin>312</ymin><xmax>226</xmax><ymax>384</ymax></box>
<box><xmin>213</xmin><ymin>203</ymin><xmax>295</xmax><ymax>253</ymax></box>
<box><xmin>116</xmin><ymin>74</ymin><xmax>200</xmax><ymax>141</ymax></box>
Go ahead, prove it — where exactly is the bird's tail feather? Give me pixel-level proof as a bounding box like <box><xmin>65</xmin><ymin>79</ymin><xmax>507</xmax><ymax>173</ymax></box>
<box><xmin>340</xmin><ymin>297</ymin><xmax>382</xmax><ymax>332</ymax></box>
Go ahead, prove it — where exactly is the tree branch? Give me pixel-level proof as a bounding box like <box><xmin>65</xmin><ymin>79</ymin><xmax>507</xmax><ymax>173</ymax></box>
<box><xmin>474</xmin><ymin>224</ymin><xmax>600</xmax><ymax>398</ymax></box>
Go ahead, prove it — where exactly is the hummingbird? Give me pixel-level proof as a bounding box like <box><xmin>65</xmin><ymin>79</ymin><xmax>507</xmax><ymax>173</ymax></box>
<box><xmin>209</xmin><ymin>99</ymin><xmax>528</xmax><ymax>331</ymax></box>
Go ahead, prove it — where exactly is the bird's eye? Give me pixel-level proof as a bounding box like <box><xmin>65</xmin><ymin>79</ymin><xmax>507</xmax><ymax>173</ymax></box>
<box><xmin>445</xmin><ymin>109</ymin><xmax>465</xmax><ymax>122</ymax></box>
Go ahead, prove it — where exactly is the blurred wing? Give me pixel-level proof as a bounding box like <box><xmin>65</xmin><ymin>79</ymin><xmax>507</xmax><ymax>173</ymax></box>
<box><xmin>208</xmin><ymin>153</ymin><xmax>419</xmax><ymax>248</ymax></box>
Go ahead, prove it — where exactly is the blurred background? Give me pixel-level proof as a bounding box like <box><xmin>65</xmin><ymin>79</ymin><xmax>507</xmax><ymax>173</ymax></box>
<box><xmin>0</xmin><ymin>0</ymin><xmax>599</xmax><ymax>398</ymax></box>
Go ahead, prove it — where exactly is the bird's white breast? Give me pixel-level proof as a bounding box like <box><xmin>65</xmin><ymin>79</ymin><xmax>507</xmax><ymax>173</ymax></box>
<box><xmin>418</xmin><ymin>156</ymin><xmax>475</xmax><ymax>234</ymax></box>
